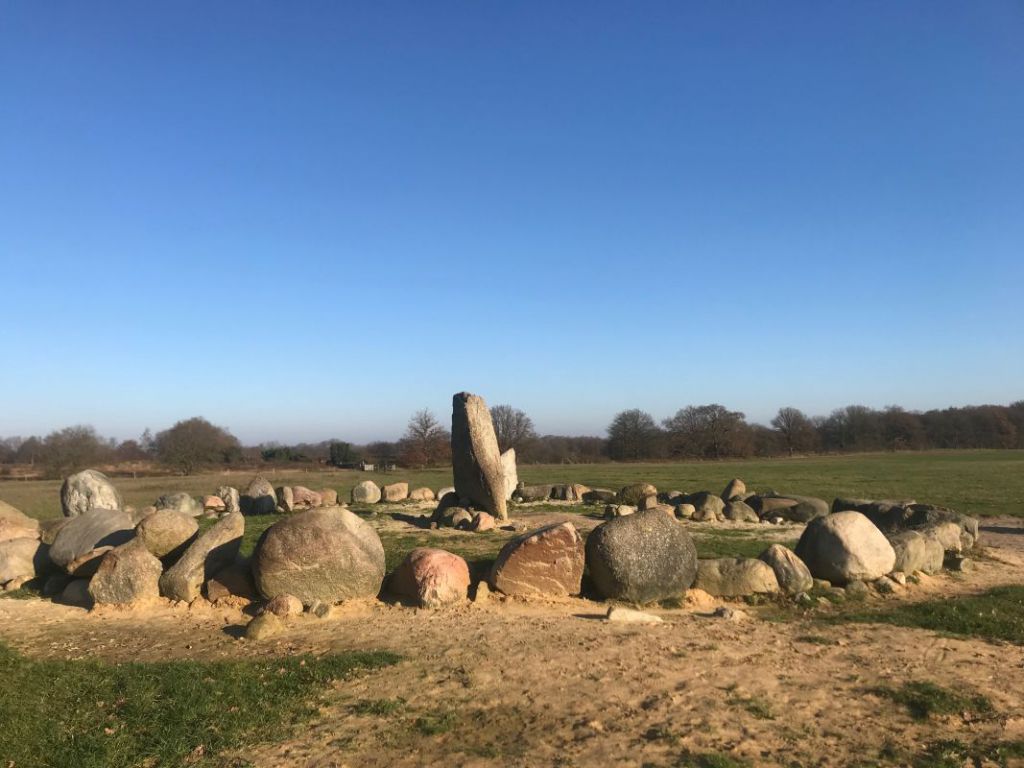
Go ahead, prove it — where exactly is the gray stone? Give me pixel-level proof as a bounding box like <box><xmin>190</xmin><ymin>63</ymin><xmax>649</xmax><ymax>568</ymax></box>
<box><xmin>351</xmin><ymin>480</ymin><xmax>382</xmax><ymax>504</ymax></box>
<box><xmin>618</xmin><ymin>483</ymin><xmax>658</xmax><ymax>506</ymax></box>
<box><xmin>0</xmin><ymin>538</ymin><xmax>48</xmax><ymax>585</ymax></box>
<box><xmin>88</xmin><ymin>538</ymin><xmax>163</xmax><ymax>606</ymax></box>
<box><xmin>604</xmin><ymin>504</ymin><xmax>636</xmax><ymax>519</ymax></box>
<box><xmin>252</xmin><ymin>506</ymin><xmax>385</xmax><ymax>606</ymax></box>
<box><xmin>277</xmin><ymin>486</ymin><xmax>295</xmax><ymax>513</ymax></box>
<box><xmin>60</xmin><ymin>469</ymin><xmax>123</xmax><ymax>518</ymax></box>
<box><xmin>759</xmin><ymin>544</ymin><xmax>813</xmax><ymax>594</ymax></box>
<box><xmin>768</xmin><ymin>494</ymin><xmax>830</xmax><ymax>523</ymax></box>
<box><xmin>721</xmin><ymin>478</ymin><xmax>746</xmax><ymax>501</ymax></box>
<box><xmin>686</xmin><ymin>492</ymin><xmax>725</xmax><ymax>522</ymax></box>
<box><xmin>490</xmin><ymin>522</ymin><xmax>585</xmax><ymax>598</ymax></box>
<box><xmin>582</xmin><ymin>489</ymin><xmax>616</xmax><ymax>504</ymax></box>
<box><xmin>693</xmin><ymin>558</ymin><xmax>779</xmax><ymax>597</ymax></box>
<box><xmin>585</xmin><ymin>509</ymin><xmax>698</xmax><ymax>604</ymax></box>
<box><xmin>159</xmin><ymin>512</ymin><xmax>244</xmax><ymax>602</ymax></box>
<box><xmin>674</xmin><ymin>503</ymin><xmax>696</xmax><ymax>520</ymax></box>
<box><xmin>500</xmin><ymin>448</ymin><xmax>518</xmax><ymax>502</ymax></box>
<box><xmin>514</xmin><ymin>484</ymin><xmax>554</xmax><ymax>502</ymax></box>
<box><xmin>264</xmin><ymin>593</ymin><xmax>303</xmax><ymax>617</ymax></box>
<box><xmin>241</xmin><ymin>477</ymin><xmax>277</xmax><ymax>515</ymax></box>
<box><xmin>49</xmin><ymin>508</ymin><xmax>134</xmax><ymax>577</ymax></box>
<box><xmin>216</xmin><ymin>486</ymin><xmax>241</xmax><ymax>515</ymax></box>
<box><xmin>795</xmin><ymin>511</ymin><xmax>897</xmax><ymax>585</ymax></box>
<box><xmin>58</xmin><ymin>579</ymin><xmax>92</xmax><ymax>607</ymax></box>
<box><xmin>723</xmin><ymin>500</ymin><xmax>759</xmax><ymax>523</ymax></box>
<box><xmin>154</xmin><ymin>492</ymin><xmax>203</xmax><ymax>518</ymax></box>
<box><xmin>887</xmin><ymin>530</ymin><xmax>944</xmax><ymax>575</ymax></box>
<box><xmin>451</xmin><ymin>392</ymin><xmax>507</xmax><ymax>520</ymax></box>
<box><xmin>135</xmin><ymin>510</ymin><xmax>198</xmax><ymax>561</ymax></box>
<box><xmin>246</xmin><ymin>612</ymin><xmax>283</xmax><ymax>640</ymax></box>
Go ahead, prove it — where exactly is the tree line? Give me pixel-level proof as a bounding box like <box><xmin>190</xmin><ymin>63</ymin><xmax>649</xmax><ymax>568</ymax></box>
<box><xmin>1</xmin><ymin>400</ymin><xmax>1021</xmax><ymax>478</ymax></box>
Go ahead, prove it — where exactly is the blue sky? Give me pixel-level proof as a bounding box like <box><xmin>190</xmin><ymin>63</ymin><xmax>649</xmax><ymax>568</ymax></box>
<box><xmin>2</xmin><ymin>2</ymin><xmax>1022</xmax><ymax>444</ymax></box>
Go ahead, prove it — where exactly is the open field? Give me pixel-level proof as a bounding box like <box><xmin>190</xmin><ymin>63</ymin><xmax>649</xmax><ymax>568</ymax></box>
<box><xmin>3</xmin><ymin>449</ymin><xmax>1023</xmax><ymax>521</ymax></box>
<box><xmin>3</xmin><ymin>450</ymin><xmax>1024</xmax><ymax>766</ymax></box>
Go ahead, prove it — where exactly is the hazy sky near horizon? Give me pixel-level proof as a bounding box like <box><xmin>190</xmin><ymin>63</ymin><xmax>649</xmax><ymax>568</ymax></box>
<box><xmin>2</xmin><ymin>2</ymin><xmax>1022</xmax><ymax>444</ymax></box>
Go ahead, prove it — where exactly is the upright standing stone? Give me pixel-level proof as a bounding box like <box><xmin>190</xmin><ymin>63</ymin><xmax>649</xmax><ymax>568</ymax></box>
<box><xmin>500</xmin><ymin>448</ymin><xmax>518</xmax><ymax>502</ymax></box>
<box><xmin>241</xmin><ymin>477</ymin><xmax>277</xmax><ymax>515</ymax></box>
<box><xmin>60</xmin><ymin>469</ymin><xmax>123</xmax><ymax>518</ymax></box>
<box><xmin>451</xmin><ymin>392</ymin><xmax>507</xmax><ymax>520</ymax></box>
<box><xmin>490</xmin><ymin>522</ymin><xmax>585</xmax><ymax>597</ymax></box>
<box><xmin>216</xmin><ymin>486</ymin><xmax>241</xmax><ymax>515</ymax></box>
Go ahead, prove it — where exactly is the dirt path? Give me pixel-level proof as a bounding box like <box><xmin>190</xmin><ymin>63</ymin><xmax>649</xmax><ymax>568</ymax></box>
<box><xmin>2</xmin><ymin>518</ymin><xmax>1023</xmax><ymax>767</ymax></box>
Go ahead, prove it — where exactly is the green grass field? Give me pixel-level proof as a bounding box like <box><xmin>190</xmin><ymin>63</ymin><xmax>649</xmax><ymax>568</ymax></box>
<box><xmin>2</xmin><ymin>450</ymin><xmax>1022</xmax><ymax>520</ymax></box>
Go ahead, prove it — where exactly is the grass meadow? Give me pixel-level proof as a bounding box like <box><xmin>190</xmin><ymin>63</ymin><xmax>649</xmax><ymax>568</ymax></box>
<box><xmin>2</xmin><ymin>449</ymin><xmax>1022</xmax><ymax>521</ymax></box>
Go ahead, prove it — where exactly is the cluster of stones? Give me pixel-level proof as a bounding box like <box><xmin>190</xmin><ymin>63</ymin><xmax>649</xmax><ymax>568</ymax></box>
<box><xmin>0</xmin><ymin>392</ymin><xmax>985</xmax><ymax>639</ymax></box>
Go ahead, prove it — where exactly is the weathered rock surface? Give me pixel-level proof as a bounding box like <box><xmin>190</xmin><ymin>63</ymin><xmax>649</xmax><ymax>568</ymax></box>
<box><xmin>747</xmin><ymin>496</ymin><xmax>798</xmax><ymax>517</ymax></box>
<box><xmin>758</xmin><ymin>544</ymin><xmax>813</xmax><ymax>594</ymax></box>
<box><xmin>89</xmin><ymin>538</ymin><xmax>163</xmax><ymax>606</ymax></box>
<box><xmin>514</xmin><ymin>484</ymin><xmax>554</xmax><ymax>502</ymax></box>
<box><xmin>618</xmin><ymin>483</ymin><xmax>658</xmax><ymax>506</ymax></box>
<box><xmin>490</xmin><ymin>522</ymin><xmax>585</xmax><ymax>598</ymax></box>
<box><xmin>607</xmin><ymin>606</ymin><xmax>663</xmax><ymax>624</ymax></box>
<box><xmin>390</xmin><ymin>548</ymin><xmax>470</xmax><ymax>607</ymax></box>
<box><xmin>500</xmin><ymin>448</ymin><xmax>518</xmax><ymax>501</ymax></box>
<box><xmin>277</xmin><ymin>486</ymin><xmax>295</xmax><ymax>513</ymax></box>
<box><xmin>723</xmin><ymin>500</ymin><xmax>759</xmax><ymax>523</ymax></box>
<box><xmin>795</xmin><ymin>511</ymin><xmax>896</xmax><ymax>585</ymax></box>
<box><xmin>586</xmin><ymin>510</ymin><xmax>698</xmax><ymax>603</ymax></box>
<box><xmin>252</xmin><ymin>506</ymin><xmax>385</xmax><ymax>605</ymax></box>
<box><xmin>202</xmin><ymin>495</ymin><xmax>226</xmax><ymax>512</ymax></box>
<box><xmin>0</xmin><ymin>538</ymin><xmax>47</xmax><ymax>585</ymax></box>
<box><xmin>382</xmin><ymin>482</ymin><xmax>409</xmax><ymax>503</ymax></box>
<box><xmin>154</xmin><ymin>492</ymin><xmax>203</xmax><ymax>518</ymax></box>
<box><xmin>58</xmin><ymin>579</ymin><xmax>93</xmax><ymax>607</ymax></box>
<box><xmin>205</xmin><ymin>560</ymin><xmax>258</xmax><ymax>602</ymax></box>
<box><xmin>351</xmin><ymin>480</ymin><xmax>382</xmax><ymax>504</ymax></box>
<box><xmin>687</xmin><ymin>492</ymin><xmax>725</xmax><ymax>522</ymax></box>
<box><xmin>408</xmin><ymin>487</ymin><xmax>435</xmax><ymax>502</ymax></box>
<box><xmin>604</xmin><ymin>504</ymin><xmax>636</xmax><ymax>519</ymax></box>
<box><xmin>471</xmin><ymin>511</ymin><xmax>496</xmax><ymax>532</ymax></box>
<box><xmin>887</xmin><ymin>530</ymin><xmax>944</xmax><ymax>575</ymax></box>
<box><xmin>60</xmin><ymin>469</ymin><xmax>123</xmax><ymax>518</ymax></box>
<box><xmin>246</xmin><ymin>612</ymin><xmax>282</xmax><ymax>640</ymax></box>
<box><xmin>582</xmin><ymin>488</ymin><xmax>616</xmax><ymax>504</ymax></box>
<box><xmin>159</xmin><ymin>512</ymin><xmax>244</xmax><ymax>602</ymax></box>
<box><xmin>693</xmin><ymin>558</ymin><xmax>780</xmax><ymax>597</ymax></box>
<box><xmin>264</xmin><ymin>593</ymin><xmax>303</xmax><ymax>617</ymax></box>
<box><xmin>241</xmin><ymin>477</ymin><xmax>277</xmax><ymax>516</ymax></box>
<box><xmin>721</xmin><ymin>478</ymin><xmax>746</xmax><ymax>501</ymax></box>
<box><xmin>216</xmin><ymin>486</ymin><xmax>241</xmax><ymax>515</ymax></box>
<box><xmin>0</xmin><ymin>500</ymin><xmax>39</xmax><ymax>543</ymax></box>
<box><xmin>291</xmin><ymin>486</ymin><xmax>323</xmax><ymax>509</ymax></box>
<box><xmin>49</xmin><ymin>508</ymin><xmax>134</xmax><ymax>577</ymax></box>
<box><xmin>675</xmin><ymin>503</ymin><xmax>696</xmax><ymax>519</ymax></box>
<box><xmin>320</xmin><ymin>489</ymin><xmax>339</xmax><ymax>506</ymax></box>
<box><xmin>135</xmin><ymin>510</ymin><xmax>198</xmax><ymax>561</ymax></box>
<box><xmin>763</xmin><ymin>494</ymin><xmax>829</xmax><ymax>523</ymax></box>
<box><xmin>451</xmin><ymin>392</ymin><xmax>508</xmax><ymax>520</ymax></box>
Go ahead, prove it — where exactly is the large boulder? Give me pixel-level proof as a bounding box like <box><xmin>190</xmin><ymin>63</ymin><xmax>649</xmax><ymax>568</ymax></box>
<box><xmin>408</xmin><ymin>487</ymin><xmax>435</xmax><ymax>502</ymax></box>
<box><xmin>582</xmin><ymin>488</ymin><xmax>616</xmax><ymax>504</ymax></box>
<box><xmin>0</xmin><ymin>500</ymin><xmax>39</xmax><ymax>543</ymax></box>
<box><xmin>252</xmin><ymin>506</ymin><xmax>385</xmax><ymax>606</ymax></box>
<box><xmin>135</xmin><ymin>510</ymin><xmax>198</xmax><ymax>561</ymax></box>
<box><xmin>618</xmin><ymin>483</ymin><xmax>658</xmax><ymax>506</ymax></box>
<box><xmin>89</xmin><ymin>538</ymin><xmax>163</xmax><ymax>606</ymax></box>
<box><xmin>49</xmin><ymin>508</ymin><xmax>135</xmax><ymax>577</ymax></box>
<box><xmin>216</xmin><ymin>486</ymin><xmax>241</xmax><ymax>515</ymax></box>
<box><xmin>60</xmin><ymin>469</ymin><xmax>123</xmax><ymax>518</ymax></box>
<box><xmin>763</xmin><ymin>494</ymin><xmax>829</xmax><ymax>523</ymax></box>
<box><xmin>291</xmin><ymin>486</ymin><xmax>322</xmax><ymax>509</ymax></box>
<box><xmin>159</xmin><ymin>512</ymin><xmax>244</xmax><ymax>602</ymax></box>
<box><xmin>0</xmin><ymin>538</ymin><xmax>48</xmax><ymax>585</ymax></box>
<box><xmin>721</xmin><ymin>478</ymin><xmax>746</xmax><ymax>502</ymax></box>
<box><xmin>381</xmin><ymin>482</ymin><xmax>409</xmax><ymax>503</ymax></box>
<box><xmin>500</xmin><ymin>448</ymin><xmax>518</xmax><ymax>502</ymax></box>
<box><xmin>795</xmin><ymin>511</ymin><xmax>897</xmax><ymax>585</ymax></box>
<box><xmin>758</xmin><ymin>545</ymin><xmax>813</xmax><ymax>594</ymax></box>
<box><xmin>747</xmin><ymin>496</ymin><xmax>799</xmax><ymax>518</ymax></box>
<box><xmin>723</xmin><ymin>500</ymin><xmax>759</xmax><ymax>523</ymax></box>
<box><xmin>585</xmin><ymin>510</ymin><xmax>698</xmax><ymax>603</ymax></box>
<box><xmin>241</xmin><ymin>477</ymin><xmax>277</xmax><ymax>516</ymax></box>
<box><xmin>351</xmin><ymin>480</ymin><xmax>382</xmax><ymax>504</ymax></box>
<box><xmin>514</xmin><ymin>484</ymin><xmax>554</xmax><ymax>502</ymax></box>
<box><xmin>451</xmin><ymin>392</ymin><xmax>508</xmax><ymax>520</ymax></box>
<box><xmin>154</xmin><ymin>492</ymin><xmax>203</xmax><ymax>518</ymax></box>
<box><xmin>687</xmin><ymin>492</ymin><xmax>725</xmax><ymax>522</ymax></box>
<box><xmin>389</xmin><ymin>548</ymin><xmax>470</xmax><ymax>608</ymax></box>
<box><xmin>693</xmin><ymin>558</ymin><xmax>780</xmax><ymax>597</ymax></box>
<box><xmin>490</xmin><ymin>522</ymin><xmax>585</xmax><ymax>598</ymax></box>
<box><xmin>887</xmin><ymin>530</ymin><xmax>944</xmax><ymax>575</ymax></box>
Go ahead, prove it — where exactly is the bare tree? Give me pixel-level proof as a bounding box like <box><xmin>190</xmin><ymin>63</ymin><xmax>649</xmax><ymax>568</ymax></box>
<box><xmin>400</xmin><ymin>409</ymin><xmax>451</xmax><ymax>468</ymax></box>
<box><xmin>771</xmin><ymin>407</ymin><xmax>817</xmax><ymax>456</ymax></box>
<box><xmin>490</xmin><ymin>404</ymin><xmax>538</xmax><ymax>455</ymax></box>
<box><xmin>41</xmin><ymin>425</ymin><xmax>109</xmax><ymax>478</ymax></box>
<box><xmin>663</xmin><ymin>404</ymin><xmax>749</xmax><ymax>458</ymax></box>
<box><xmin>607</xmin><ymin>409</ymin><xmax>663</xmax><ymax>460</ymax></box>
<box><xmin>154</xmin><ymin>417</ymin><xmax>241</xmax><ymax>475</ymax></box>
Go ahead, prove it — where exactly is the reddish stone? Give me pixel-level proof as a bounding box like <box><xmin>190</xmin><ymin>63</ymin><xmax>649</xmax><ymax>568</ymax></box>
<box><xmin>389</xmin><ymin>548</ymin><xmax>470</xmax><ymax>608</ymax></box>
<box><xmin>489</xmin><ymin>522</ymin><xmax>584</xmax><ymax>598</ymax></box>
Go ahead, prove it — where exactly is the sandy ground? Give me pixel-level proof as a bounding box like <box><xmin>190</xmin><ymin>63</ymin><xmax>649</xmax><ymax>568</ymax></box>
<box><xmin>2</xmin><ymin>517</ymin><xmax>1024</xmax><ymax>767</ymax></box>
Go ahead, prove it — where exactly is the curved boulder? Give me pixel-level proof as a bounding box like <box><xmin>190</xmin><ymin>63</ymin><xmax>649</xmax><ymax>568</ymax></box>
<box><xmin>60</xmin><ymin>469</ymin><xmax>123</xmax><ymax>518</ymax></box>
<box><xmin>795</xmin><ymin>511</ymin><xmax>896</xmax><ymax>585</ymax></box>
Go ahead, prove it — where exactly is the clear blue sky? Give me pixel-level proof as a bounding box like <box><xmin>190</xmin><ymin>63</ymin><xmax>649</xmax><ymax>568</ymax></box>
<box><xmin>2</xmin><ymin>2</ymin><xmax>1022</xmax><ymax>444</ymax></box>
